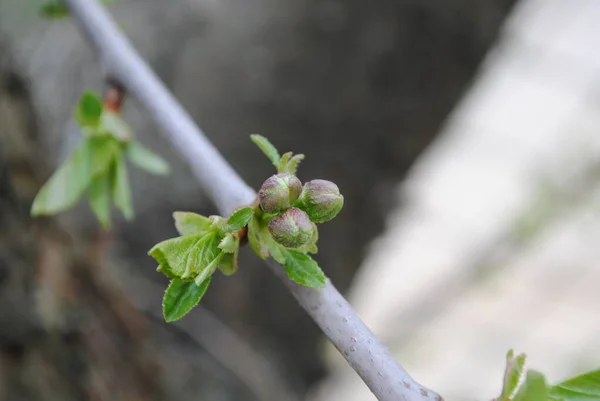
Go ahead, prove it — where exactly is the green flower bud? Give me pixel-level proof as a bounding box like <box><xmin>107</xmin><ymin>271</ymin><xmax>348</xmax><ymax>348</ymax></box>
<box><xmin>259</xmin><ymin>173</ymin><xmax>302</xmax><ymax>213</ymax></box>
<box><xmin>297</xmin><ymin>179</ymin><xmax>343</xmax><ymax>223</ymax></box>
<box><xmin>268</xmin><ymin>207</ymin><xmax>314</xmax><ymax>248</ymax></box>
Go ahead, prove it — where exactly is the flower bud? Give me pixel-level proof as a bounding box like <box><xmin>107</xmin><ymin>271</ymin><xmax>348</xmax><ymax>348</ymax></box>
<box><xmin>268</xmin><ymin>208</ymin><xmax>314</xmax><ymax>248</ymax></box>
<box><xmin>259</xmin><ymin>173</ymin><xmax>302</xmax><ymax>213</ymax></box>
<box><xmin>297</xmin><ymin>179</ymin><xmax>344</xmax><ymax>223</ymax></box>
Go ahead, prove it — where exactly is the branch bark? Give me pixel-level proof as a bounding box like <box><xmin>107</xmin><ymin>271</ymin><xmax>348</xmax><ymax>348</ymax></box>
<box><xmin>63</xmin><ymin>0</ymin><xmax>443</xmax><ymax>399</ymax></box>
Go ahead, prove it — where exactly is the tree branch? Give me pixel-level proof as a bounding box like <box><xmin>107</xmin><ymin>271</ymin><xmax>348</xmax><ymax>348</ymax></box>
<box><xmin>63</xmin><ymin>0</ymin><xmax>442</xmax><ymax>399</ymax></box>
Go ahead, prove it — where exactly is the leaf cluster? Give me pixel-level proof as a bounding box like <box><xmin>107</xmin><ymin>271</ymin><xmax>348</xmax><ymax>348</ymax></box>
<box><xmin>31</xmin><ymin>91</ymin><xmax>169</xmax><ymax>228</ymax></box>
<box><xmin>498</xmin><ymin>350</ymin><xmax>600</xmax><ymax>401</ymax></box>
<box><xmin>149</xmin><ymin>208</ymin><xmax>254</xmax><ymax>321</ymax></box>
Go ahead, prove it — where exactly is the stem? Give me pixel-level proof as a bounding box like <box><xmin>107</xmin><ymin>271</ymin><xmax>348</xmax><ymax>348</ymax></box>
<box><xmin>63</xmin><ymin>0</ymin><xmax>443</xmax><ymax>399</ymax></box>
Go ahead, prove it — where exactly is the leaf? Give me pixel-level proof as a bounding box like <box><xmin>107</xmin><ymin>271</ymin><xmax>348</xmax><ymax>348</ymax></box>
<box><xmin>500</xmin><ymin>350</ymin><xmax>527</xmax><ymax>401</ymax></box>
<box><xmin>88</xmin><ymin>171</ymin><xmax>111</xmax><ymax>229</ymax></box>
<box><xmin>163</xmin><ymin>277</ymin><xmax>211</xmax><ymax>322</ymax></box>
<box><xmin>279</xmin><ymin>152</ymin><xmax>292</xmax><ymax>172</ymax></box>
<box><xmin>173</xmin><ymin>212</ymin><xmax>213</xmax><ymax>236</ymax></box>
<box><xmin>227</xmin><ymin>207</ymin><xmax>254</xmax><ymax>231</ymax></box>
<box><xmin>193</xmin><ymin>252</ymin><xmax>223</xmax><ymax>286</ymax></box>
<box><xmin>296</xmin><ymin>222</ymin><xmax>319</xmax><ymax>254</ymax></box>
<box><xmin>75</xmin><ymin>91</ymin><xmax>103</xmax><ymax>127</ymax></box>
<box><xmin>100</xmin><ymin>110</ymin><xmax>133</xmax><ymax>142</ymax></box>
<box><xmin>514</xmin><ymin>371</ymin><xmax>548</xmax><ymax>401</ymax></box>
<box><xmin>126</xmin><ymin>141</ymin><xmax>170</xmax><ymax>175</ymax></box>
<box><xmin>218</xmin><ymin>248</ymin><xmax>238</xmax><ymax>276</ymax></box>
<box><xmin>248</xmin><ymin>214</ymin><xmax>269</xmax><ymax>259</ymax></box>
<box><xmin>283</xmin><ymin>249</ymin><xmax>326</xmax><ymax>288</ymax></box>
<box><xmin>264</xmin><ymin>224</ymin><xmax>286</xmax><ymax>264</ymax></box>
<box><xmin>218</xmin><ymin>234</ymin><xmax>238</xmax><ymax>254</ymax></box>
<box><xmin>250</xmin><ymin>134</ymin><xmax>280</xmax><ymax>167</ymax></box>
<box><xmin>111</xmin><ymin>153</ymin><xmax>134</xmax><ymax>220</ymax></box>
<box><xmin>182</xmin><ymin>233</ymin><xmax>221</xmax><ymax>281</ymax></box>
<box><xmin>89</xmin><ymin>134</ymin><xmax>121</xmax><ymax>176</ymax></box>
<box><xmin>288</xmin><ymin>154</ymin><xmax>305</xmax><ymax>175</ymax></box>
<box><xmin>40</xmin><ymin>2</ymin><xmax>70</xmax><ymax>18</ymax></box>
<box><xmin>549</xmin><ymin>368</ymin><xmax>600</xmax><ymax>401</ymax></box>
<box><xmin>149</xmin><ymin>234</ymin><xmax>204</xmax><ymax>278</ymax></box>
<box><xmin>31</xmin><ymin>138</ymin><xmax>93</xmax><ymax>216</ymax></box>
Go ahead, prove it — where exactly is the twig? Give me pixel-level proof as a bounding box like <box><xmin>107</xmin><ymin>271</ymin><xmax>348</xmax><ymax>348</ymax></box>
<box><xmin>63</xmin><ymin>0</ymin><xmax>443</xmax><ymax>399</ymax></box>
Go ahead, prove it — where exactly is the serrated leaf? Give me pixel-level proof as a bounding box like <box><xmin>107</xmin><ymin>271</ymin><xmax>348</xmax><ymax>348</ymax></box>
<box><xmin>149</xmin><ymin>234</ymin><xmax>204</xmax><ymax>278</ymax></box>
<box><xmin>100</xmin><ymin>110</ymin><xmax>133</xmax><ymax>142</ymax></box>
<box><xmin>193</xmin><ymin>251</ymin><xmax>223</xmax><ymax>286</ymax></box>
<box><xmin>31</xmin><ymin>138</ymin><xmax>93</xmax><ymax>216</ymax></box>
<box><xmin>75</xmin><ymin>92</ymin><xmax>103</xmax><ymax>127</ymax></box>
<box><xmin>218</xmin><ymin>233</ymin><xmax>238</xmax><ymax>254</ymax></box>
<box><xmin>40</xmin><ymin>2</ymin><xmax>70</xmax><ymax>18</ymax></box>
<box><xmin>514</xmin><ymin>371</ymin><xmax>548</xmax><ymax>401</ymax></box>
<box><xmin>88</xmin><ymin>171</ymin><xmax>111</xmax><ymax>229</ymax></box>
<box><xmin>227</xmin><ymin>207</ymin><xmax>254</xmax><ymax>231</ymax></box>
<box><xmin>250</xmin><ymin>134</ymin><xmax>280</xmax><ymax>167</ymax></box>
<box><xmin>287</xmin><ymin>154</ymin><xmax>304</xmax><ymax>175</ymax></box>
<box><xmin>218</xmin><ymin>248</ymin><xmax>238</xmax><ymax>276</ymax></box>
<box><xmin>283</xmin><ymin>249</ymin><xmax>326</xmax><ymax>288</ymax></box>
<box><xmin>248</xmin><ymin>214</ymin><xmax>269</xmax><ymax>259</ymax></box>
<box><xmin>500</xmin><ymin>350</ymin><xmax>527</xmax><ymax>401</ymax></box>
<box><xmin>182</xmin><ymin>233</ymin><xmax>221</xmax><ymax>281</ymax></box>
<box><xmin>549</xmin><ymin>369</ymin><xmax>600</xmax><ymax>401</ymax></box>
<box><xmin>173</xmin><ymin>212</ymin><xmax>213</xmax><ymax>236</ymax></box>
<box><xmin>163</xmin><ymin>277</ymin><xmax>211</xmax><ymax>322</ymax></box>
<box><xmin>111</xmin><ymin>153</ymin><xmax>134</xmax><ymax>220</ymax></box>
<box><xmin>126</xmin><ymin>141</ymin><xmax>170</xmax><ymax>175</ymax></box>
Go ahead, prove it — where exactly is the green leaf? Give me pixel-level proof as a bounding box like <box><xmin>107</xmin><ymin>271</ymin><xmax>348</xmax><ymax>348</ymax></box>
<box><xmin>248</xmin><ymin>214</ymin><xmax>269</xmax><ymax>259</ymax></box>
<box><xmin>89</xmin><ymin>134</ymin><xmax>121</xmax><ymax>176</ymax></box>
<box><xmin>181</xmin><ymin>233</ymin><xmax>221</xmax><ymax>281</ymax></box>
<box><xmin>111</xmin><ymin>153</ymin><xmax>134</xmax><ymax>220</ymax></box>
<box><xmin>218</xmin><ymin>233</ymin><xmax>238</xmax><ymax>254</ymax></box>
<box><xmin>193</xmin><ymin>252</ymin><xmax>223</xmax><ymax>286</ymax></box>
<box><xmin>227</xmin><ymin>207</ymin><xmax>254</xmax><ymax>231</ymax></box>
<box><xmin>250</xmin><ymin>134</ymin><xmax>280</xmax><ymax>167</ymax></box>
<box><xmin>500</xmin><ymin>350</ymin><xmax>527</xmax><ymax>401</ymax></box>
<box><xmin>31</xmin><ymin>138</ymin><xmax>93</xmax><ymax>216</ymax></box>
<box><xmin>514</xmin><ymin>371</ymin><xmax>548</xmax><ymax>401</ymax></box>
<box><xmin>100</xmin><ymin>110</ymin><xmax>133</xmax><ymax>142</ymax></box>
<box><xmin>88</xmin><ymin>171</ymin><xmax>111</xmax><ymax>229</ymax></box>
<box><xmin>173</xmin><ymin>212</ymin><xmax>213</xmax><ymax>236</ymax></box>
<box><xmin>218</xmin><ymin>248</ymin><xmax>238</xmax><ymax>276</ymax></box>
<box><xmin>283</xmin><ymin>249</ymin><xmax>326</xmax><ymax>288</ymax></box>
<box><xmin>163</xmin><ymin>277</ymin><xmax>211</xmax><ymax>322</ymax></box>
<box><xmin>287</xmin><ymin>154</ymin><xmax>304</xmax><ymax>175</ymax></box>
<box><xmin>549</xmin><ymin>369</ymin><xmax>600</xmax><ymax>401</ymax></box>
<box><xmin>75</xmin><ymin>91</ymin><xmax>103</xmax><ymax>127</ymax></box>
<box><xmin>40</xmin><ymin>2</ymin><xmax>70</xmax><ymax>18</ymax></box>
<box><xmin>279</xmin><ymin>152</ymin><xmax>292</xmax><ymax>172</ymax></box>
<box><xmin>149</xmin><ymin>234</ymin><xmax>204</xmax><ymax>278</ymax></box>
<box><xmin>126</xmin><ymin>142</ymin><xmax>170</xmax><ymax>175</ymax></box>
<box><xmin>264</xmin><ymin>224</ymin><xmax>286</xmax><ymax>264</ymax></box>
<box><xmin>296</xmin><ymin>222</ymin><xmax>319</xmax><ymax>254</ymax></box>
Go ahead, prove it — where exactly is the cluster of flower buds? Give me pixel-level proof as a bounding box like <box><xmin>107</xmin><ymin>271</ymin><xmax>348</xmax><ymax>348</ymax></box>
<box><xmin>258</xmin><ymin>173</ymin><xmax>344</xmax><ymax>248</ymax></box>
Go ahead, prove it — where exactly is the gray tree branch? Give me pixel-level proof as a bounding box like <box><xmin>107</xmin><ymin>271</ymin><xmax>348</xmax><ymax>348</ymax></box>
<box><xmin>63</xmin><ymin>0</ymin><xmax>443</xmax><ymax>399</ymax></box>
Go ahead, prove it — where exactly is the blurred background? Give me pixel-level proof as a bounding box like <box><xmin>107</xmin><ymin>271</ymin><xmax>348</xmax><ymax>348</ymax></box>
<box><xmin>1</xmin><ymin>0</ymin><xmax>598</xmax><ymax>400</ymax></box>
